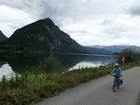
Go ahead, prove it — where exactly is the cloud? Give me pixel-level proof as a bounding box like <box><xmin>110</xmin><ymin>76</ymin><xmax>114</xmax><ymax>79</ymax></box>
<box><xmin>127</xmin><ymin>0</ymin><xmax>140</xmax><ymax>16</ymax></box>
<box><xmin>0</xmin><ymin>5</ymin><xmax>35</xmax><ymax>37</ymax></box>
<box><xmin>129</xmin><ymin>5</ymin><xmax>140</xmax><ymax>16</ymax></box>
<box><xmin>0</xmin><ymin>0</ymin><xmax>140</xmax><ymax>46</ymax></box>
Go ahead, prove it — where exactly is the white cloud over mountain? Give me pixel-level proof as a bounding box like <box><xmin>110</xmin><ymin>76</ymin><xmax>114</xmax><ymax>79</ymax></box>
<box><xmin>0</xmin><ymin>0</ymin><xmax>140</xmax><ymax>46</ymax></box>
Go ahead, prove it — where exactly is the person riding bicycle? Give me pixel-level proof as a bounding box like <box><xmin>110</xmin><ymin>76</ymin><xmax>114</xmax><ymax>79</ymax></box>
<box><xmin>111</xmin><ymin>63</ymin><xmax>123</xmax><ymax>85</ymax></box>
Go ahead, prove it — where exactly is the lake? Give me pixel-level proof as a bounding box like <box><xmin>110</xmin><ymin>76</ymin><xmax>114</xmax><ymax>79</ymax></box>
<box><xmin>0</xmin><ymin>54</ymin><xmax>116</xmax><ymax>80</ymax></box>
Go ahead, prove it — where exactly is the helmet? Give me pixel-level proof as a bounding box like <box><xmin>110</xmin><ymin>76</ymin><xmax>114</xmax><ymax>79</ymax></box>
<box><xmin>115</xmin><ymin>63</ymin><xmax>119</xmax><ymax>67</ymax></box>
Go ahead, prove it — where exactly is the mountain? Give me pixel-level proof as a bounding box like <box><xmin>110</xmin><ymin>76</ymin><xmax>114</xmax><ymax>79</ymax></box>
<box><xmin>0</xmin><ymin>18</ymin><xmax>112</xmax><ymax>55</ymax></box>
<box><xmin>0</xmin><ymin>31</ymin><xmax>7</xmax><ymax>41</ymax></box>
<box><xmin>123</xmin><ymin>45</ymin><xmax>140</xmax><ymax>53</ymax></box>
<box><xmin>1</xmin><ymin>18</ymin><xmax>86</xmax><ymax>53</ymax></box>
<box><xmin>83</xmin><ymin>46</ymin><xmax>112</xmax><ymax>54</ymax></box>
<box><xmin>91</xmin><ymin>45</ymin><xmax>140</xmax><ymax>53</ymax></box>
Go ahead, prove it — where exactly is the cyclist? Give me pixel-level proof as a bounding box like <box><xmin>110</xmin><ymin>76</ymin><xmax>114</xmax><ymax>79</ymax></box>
<box><xmin>111</xmin><ymin>63</ymin><xmax>123</xmax><ymax>85</ymax></box>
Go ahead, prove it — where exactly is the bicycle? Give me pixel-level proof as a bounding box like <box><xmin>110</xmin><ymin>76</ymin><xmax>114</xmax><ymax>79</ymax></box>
<box><xmin>112</xmin><ymin>75</ymin><xmax>123</xmax><ymax>92</ymax></box>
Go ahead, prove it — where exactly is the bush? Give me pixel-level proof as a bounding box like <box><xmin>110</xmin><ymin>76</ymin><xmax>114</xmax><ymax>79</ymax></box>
<box><xmin>39</xmin><ymin>55</ymin><xmax>59</xmax><ymax>73</ymax></box>
<box><xmin>118</xmin><ymin>48</ymin><xmax>140</xmax><ymax>63</ymax></box>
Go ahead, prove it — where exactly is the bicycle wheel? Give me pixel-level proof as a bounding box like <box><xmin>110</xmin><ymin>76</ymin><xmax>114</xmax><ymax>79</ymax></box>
<box><xmin>113</xmin><ymin>83</ymin><xmax>116</xmax><ymax>92</ymax></box>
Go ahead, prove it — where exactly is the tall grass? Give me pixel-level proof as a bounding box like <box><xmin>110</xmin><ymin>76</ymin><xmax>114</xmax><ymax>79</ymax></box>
<box><xmin>39</xmin><ymin>55</ymin><xmax>60</xmax><ymax>73</ymax></box>
<box><xmin>0</xmin><ymin>62</ymin><xmax>140</xmax><ymax>105</ymax></box>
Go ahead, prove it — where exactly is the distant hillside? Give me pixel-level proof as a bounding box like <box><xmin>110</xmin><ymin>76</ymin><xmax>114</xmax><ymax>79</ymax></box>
<box><xmin>0</xmin><ymin>31</ymin><xmax>7</xmax><ymax>41</ymax></box>
<box><xmin>84</xmin><ymin>46</ymin><xmax>112</xmax><ymax>54</ymax></box>
<box><xmin>91</xmin><ymin>45</ymin><xmax>140</xmax><ymax>53</ymax></box>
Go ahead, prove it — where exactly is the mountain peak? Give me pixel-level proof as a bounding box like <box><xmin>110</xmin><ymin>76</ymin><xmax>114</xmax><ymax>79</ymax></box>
<box><xmin>0</xmin><ymin>30</ymin><xmax>7</xmax><ymax>41</ymax></box>
<box><xmin>43</xmin><ymin>18</ymin><xmax>54</xmax><ymax>24</ymax></box>
<box><xmin>37</xmin><ymin>18</ymin><xmax>55</xmax><ymax>28</ymax></box>
<box><xmin>0</xmin><ymin>30</ymin><xmax>2</xmax><ymax>34</ymax></box>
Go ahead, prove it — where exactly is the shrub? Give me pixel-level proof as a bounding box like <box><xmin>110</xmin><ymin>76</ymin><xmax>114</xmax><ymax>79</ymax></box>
<box><xmin>118</xmin><ymin>48</ymin><xmax>140</xmax><ymax>63</ymax></box>
<box><xmin>39</xmin><ymin>55</ymin><xmax>59</xmax><ymax>73</ymax></box>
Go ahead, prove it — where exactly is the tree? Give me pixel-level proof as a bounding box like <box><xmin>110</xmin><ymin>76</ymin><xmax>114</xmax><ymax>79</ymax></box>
<box><xmin>118</xmin><ymin>48</ymin><xmax>139</xmax><ymax>63</ymax></box>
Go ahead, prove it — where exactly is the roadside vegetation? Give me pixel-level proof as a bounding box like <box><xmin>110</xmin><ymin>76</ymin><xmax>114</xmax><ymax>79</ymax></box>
<box><xmin>0</xmin><ymin>48</ymin><xmax>140</xmax><ymax>105</ymax></box>
<box><xmin>117</xmin><ymin>48</ymin><xmax>140</xmax><ymax>63</ymax></box>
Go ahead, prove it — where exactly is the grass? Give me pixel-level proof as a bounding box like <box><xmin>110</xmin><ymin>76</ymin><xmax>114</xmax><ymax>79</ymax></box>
<box><xmin>0</xmin><ymin>62</ymin><xmax>140</xmax><ymax>105</ymax></box>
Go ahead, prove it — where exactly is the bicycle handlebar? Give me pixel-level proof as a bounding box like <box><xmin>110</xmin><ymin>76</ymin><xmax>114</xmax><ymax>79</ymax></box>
<box><xmin>113</xmin><ymin>74</ymin><xmax>123</xmax><ymax>78</ymax></box>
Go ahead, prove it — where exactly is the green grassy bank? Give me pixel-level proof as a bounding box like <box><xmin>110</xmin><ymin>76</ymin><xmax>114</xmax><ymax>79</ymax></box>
<box><xmin>0</xmin><ymin>62</ymin><xmax>140</xmax><ymax>105</ymax></box>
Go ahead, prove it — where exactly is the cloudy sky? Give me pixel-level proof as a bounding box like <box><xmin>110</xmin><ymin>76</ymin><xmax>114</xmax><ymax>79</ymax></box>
<box><xmin>0</xmin><ymin>0</ymin><xmax>140</xmax><ymax>46</ymax></box>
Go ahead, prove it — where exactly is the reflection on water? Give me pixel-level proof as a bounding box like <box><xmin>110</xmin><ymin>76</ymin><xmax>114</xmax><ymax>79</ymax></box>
<box><xmin>67</xmin><ymin>54</ymin><xmax>115</xmax><ymax>71</ymax></box>
<box><xmin>0</xmin><ymin>63</ymin><xmax>16</xmax><ymax>80</ymax></box>
<box><xmin>0</xmin><ymin>54</ymin><xmax>116</xmax><ymax>79</ymax></box>
<box><xmin>68</xmin><ymin>61</ymin><xmax>105</xmax><ymax>71</ymax></box>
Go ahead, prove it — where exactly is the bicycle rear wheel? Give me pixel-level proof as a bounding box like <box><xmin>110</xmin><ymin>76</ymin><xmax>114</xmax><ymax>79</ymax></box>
<box><xmin>113</xmin><ymin>83</ymin><xmax>116</xmax><ymax>92</ymax></box>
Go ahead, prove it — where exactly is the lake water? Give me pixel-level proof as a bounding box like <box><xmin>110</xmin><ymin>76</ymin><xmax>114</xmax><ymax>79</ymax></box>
<box><xmin>0</xmin><ymin>54</ymin><xmax>116</xmax><ymax>79</ymax></box>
